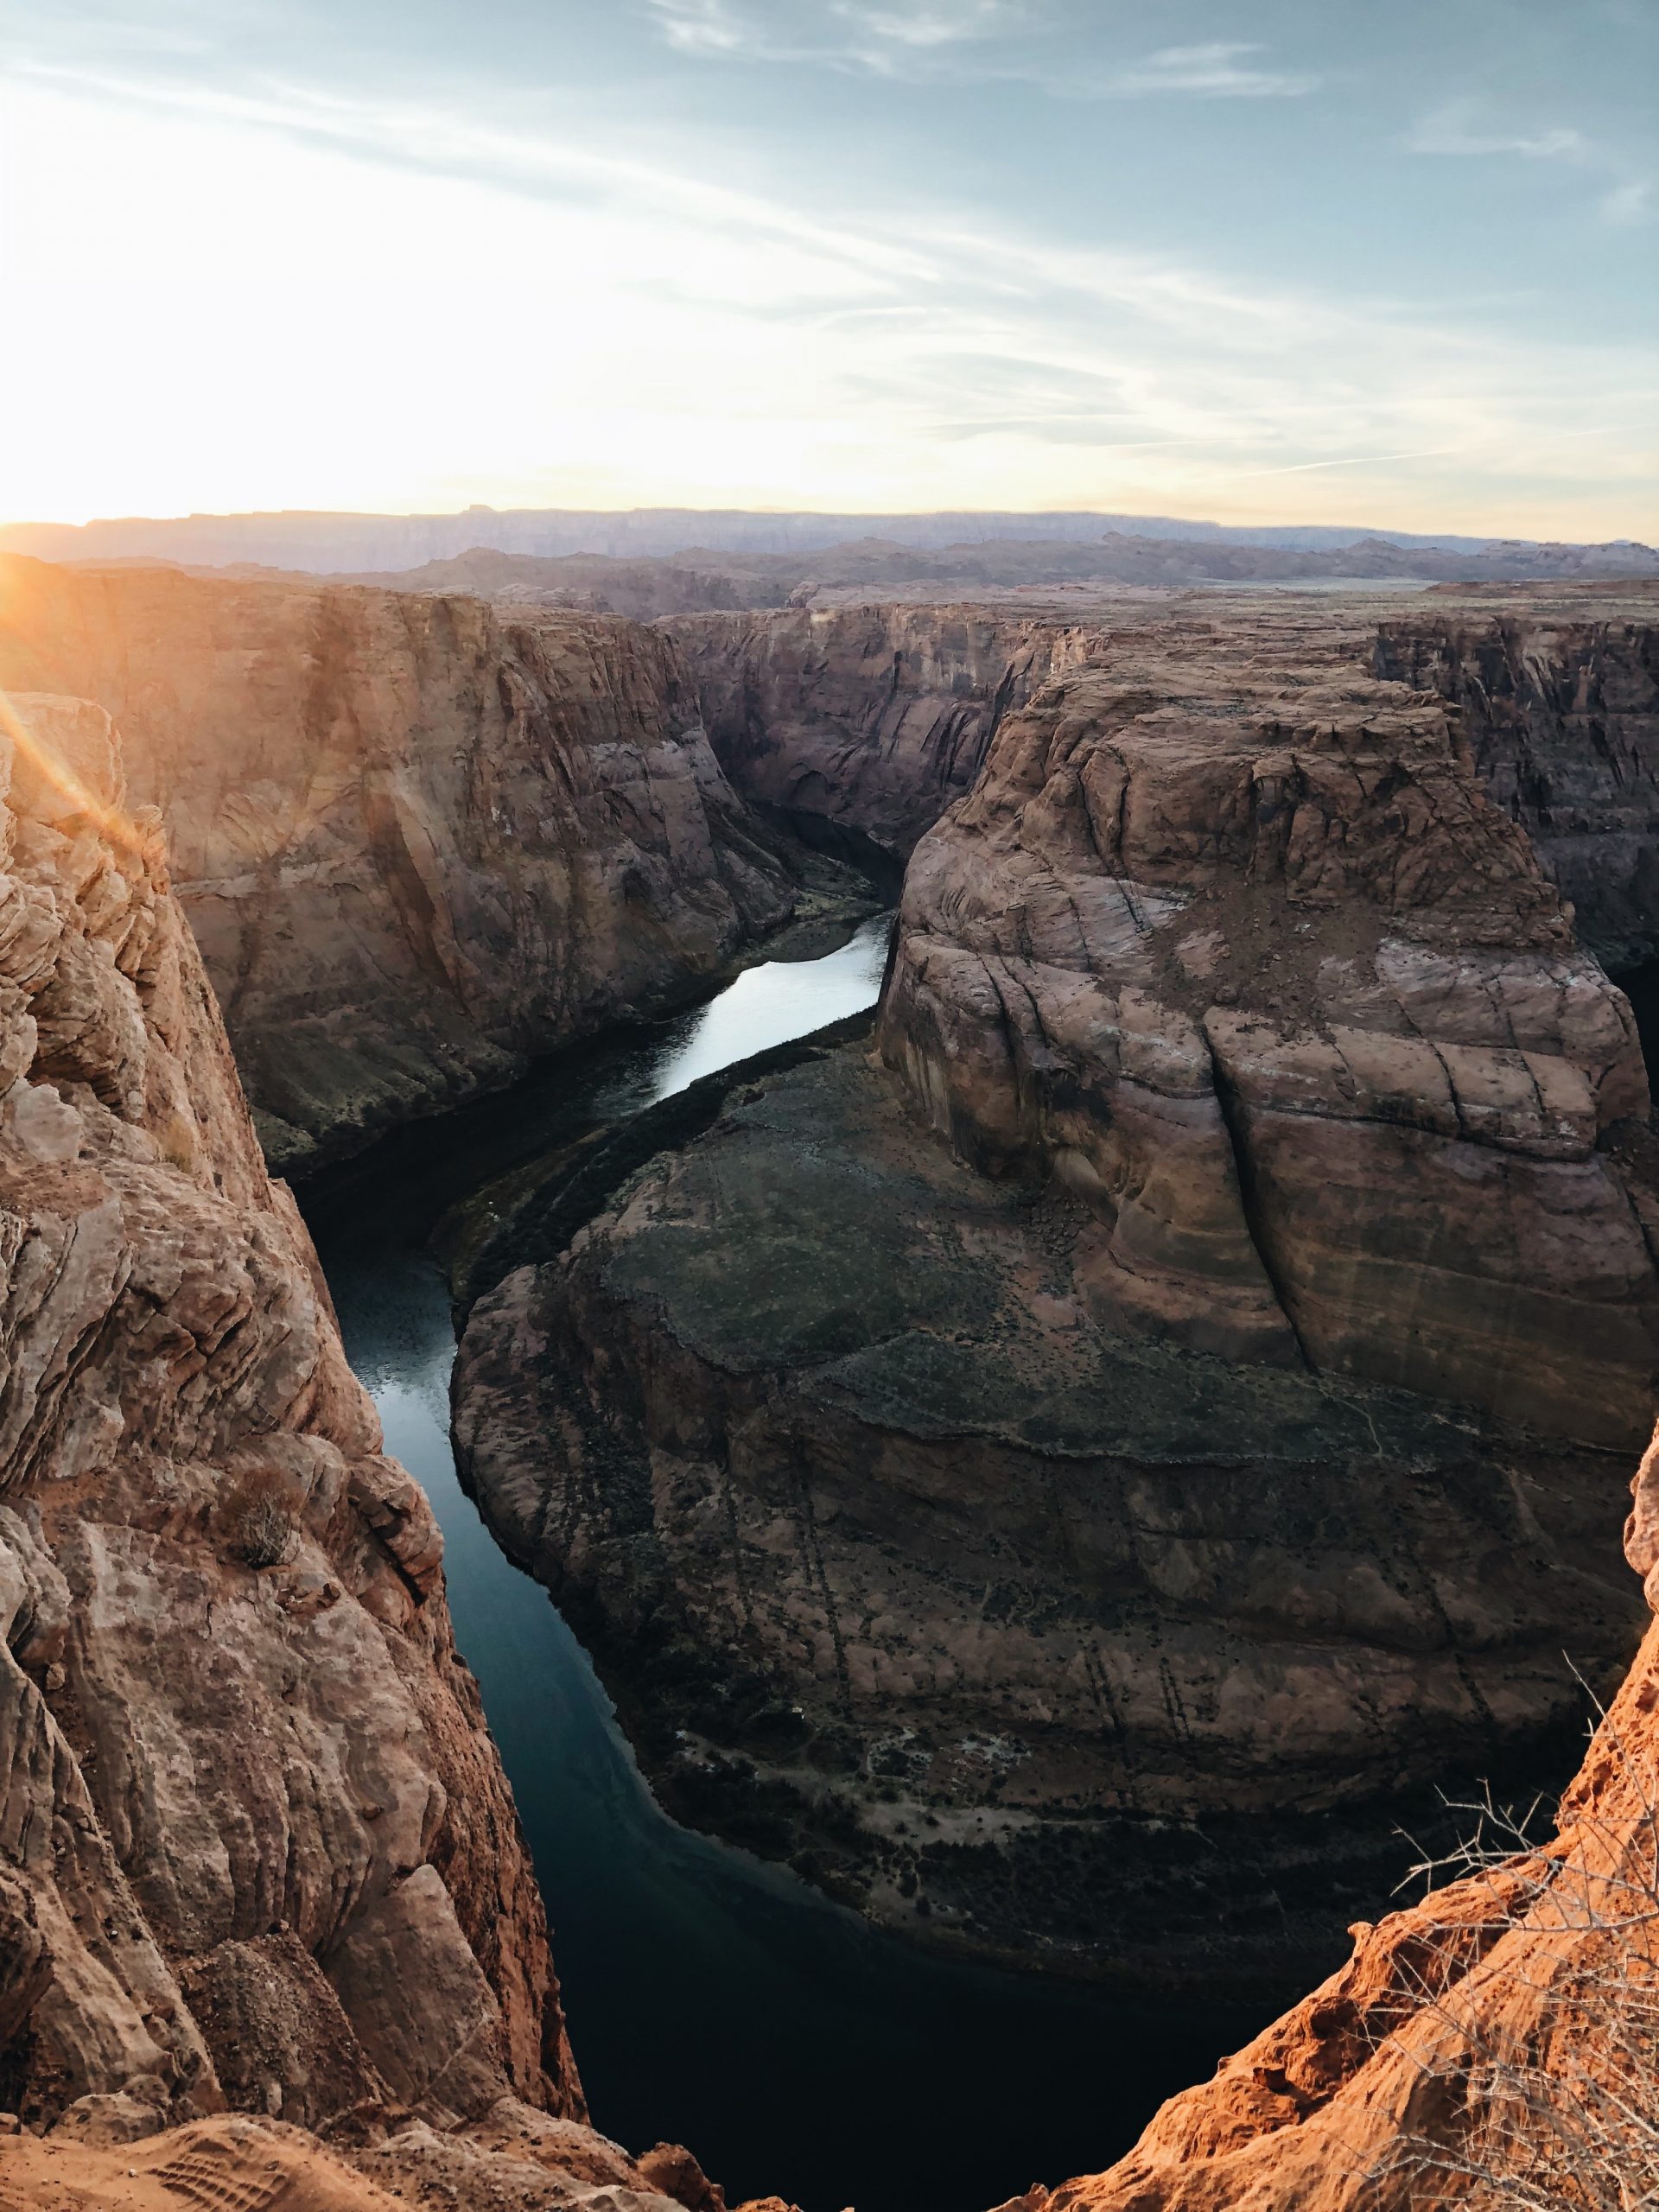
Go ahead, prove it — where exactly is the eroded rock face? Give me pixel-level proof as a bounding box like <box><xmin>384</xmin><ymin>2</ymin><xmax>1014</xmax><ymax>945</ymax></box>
<box><xmin>885</xmin><ymin>623</ymin><xmax>1657</xmax><ymax>1442</ymax></box>
<box><xmin>1034</xmin><ymin>1424</ymin><xmax>1659</xmax><ymax>2212</ymax></box>
<box><xmin>0</xmin><ymin>691</ymin><xmax>575</xmax><ymax>2136</ymax></box>
<box><xmin>1376</xmin><ymin>609</ymin><xmax>1659</xmax><ymax>969</ymax></box>
<box><xmin>452</xmin><ymin>607</ymin><xmax>1659</xmax><ymax>1984</ymax></box>
<box><xmin>666</xmin><ymin>605</ymin><xmax>1108</xmax><ymax>863</ymax></box>
<box><xmin>0</xmin><ymin>2104</ymin><xmax>771</xmax><ymax>2212</ymax></box>
<box><xmin>0</xmin><ymin>558</ymin><xmax>809</xmax><ymax>1176</ymax></box>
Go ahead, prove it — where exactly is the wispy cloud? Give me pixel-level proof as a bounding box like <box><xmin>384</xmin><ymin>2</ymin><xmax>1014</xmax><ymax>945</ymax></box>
<box><xmin>643</xmin><ymin>0</ymin><xmax>1025</xmax><ymax>67</ymax></box>
<box><xmin>1411</xmin><ymin>99</ymin><xmax>1651</xmax><ymax>227</ymax></box>
<box><xmin>837</xmin><ymin>2</ymin><xmax>1027</xmax><ymax>48</ymax></box>
<box><xmin>642</xmin><ymin>3</ymin><xmax>1316</xmax><ymax>97</ymax></box>
<box><xmin>1599</xmin><ymin>178</ymin><xmax>1652</xmax><ymax>226</ymax></box>
<box><xmin>1411</xmin><ymin>104</ymin><xmax>1584</xmax><ymax>160</ymax></box>
<box><xmin>1102</xmin><ymin>43</ymin><xmax>1319</xmax><ymax>99</ymax></box>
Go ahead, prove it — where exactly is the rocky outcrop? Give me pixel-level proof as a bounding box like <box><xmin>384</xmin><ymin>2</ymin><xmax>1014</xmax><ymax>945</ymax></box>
<box><xmin>0</xmin><ymin>557</ymin><xmax>823</xmax><ymax>1177</ymax></box>
<box><xmin>1033</xmin><ymin>1424</ymin><xmax>1659</xmax><ymax>2212</ymax></box>
<box><xmin>452</xmin><ymin>606</ymin><xmax>1659</xmax><ymax>1986</ymax></box>
<box><xmin>0</xmin><ymin>689</ymin><xmax>578</xmax><ymax>2139</ymax></box>
<box><xmin>885</xmin><ymin>620</ymin><xmax>1657</xmax><ymax>1439</ymax></box>
<box><xmin>0</xmin><ymin>2107</ymin><xmax>777</xmax><ymax>2212</ymax></box>
<box><xmin>666</xmin><ymin>605</ymin><xmax>1108</xmax><ymax>863</ymax></box>
<box><xmin>1376</xmin><ymin>608</ymin><xmax>1659</xmax><ymax>969</ymax></box>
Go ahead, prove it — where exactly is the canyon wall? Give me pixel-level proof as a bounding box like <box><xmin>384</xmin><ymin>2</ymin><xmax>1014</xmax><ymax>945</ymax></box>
<box><xmin>453</xmin><ymin>602</ymin><xmax>1659</xmax><ymax>1986</ymax></box>
<box><xmin>1038</xmin><ymin>1421</ymin><xmax>1659</xmax><ymax>2212</ymax></box>
<box><xmin>0</xmin><ymin>557</ymin><xmax>810</xmax><ymax>1176</ymax></box>
<box><xmin>0</xmin><ymin>689</ymin><xmax>573</xmax><ymax>2132</ymax></box>
<box><xmin>0</xmin><ymin>691</ymin><xmax>756</xmax><ymax>2210</ymax></box>
<box><xmin>666</xmin><ymin>605</ymin><xmax>1109</xmax><ymax>862</ymax></box>
<box><xmin>1376</xmin><ymin>607</ymin><xmax>1659</xmax><ymax>970</ymax></box>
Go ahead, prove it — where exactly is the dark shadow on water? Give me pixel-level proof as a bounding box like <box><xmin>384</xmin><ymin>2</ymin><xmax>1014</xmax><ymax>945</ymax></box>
<box><xmin>302</xmin><ymin>917</ymin><xmax>1263</xmax><ymax>2212</ymax></box>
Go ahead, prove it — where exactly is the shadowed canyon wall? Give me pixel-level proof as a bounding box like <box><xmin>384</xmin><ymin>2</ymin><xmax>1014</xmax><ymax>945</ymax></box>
<box><xmin>454</xmin><ymin>600</ymin><xmax>1659</xmax><ymax>1989</ymax></box>
<box><xmin>667</xmin><ymin>605</ymin><xmax>1109</xmax><ymax>862</ymax></box>
<box><xmin>0</xmin><ymin>558</ymin><xmax>812</xmax><ymax>1177</ymax></box>
<box><xmin>1376</xmin><ymin>608</ymin><xmax>1659</xmax><ymax>970</ymax></box>
<box><xmin>1038</xmin><ymin>1422</ymin><xmax>1659</xmax><ymax>2212</ymax></box>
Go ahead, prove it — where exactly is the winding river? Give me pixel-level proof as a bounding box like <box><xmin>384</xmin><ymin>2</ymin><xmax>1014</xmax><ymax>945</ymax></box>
<box><xmin>303</xmin><ymin>916</ymin><xmax>1255</xmax><ymax>2212</ymax></box>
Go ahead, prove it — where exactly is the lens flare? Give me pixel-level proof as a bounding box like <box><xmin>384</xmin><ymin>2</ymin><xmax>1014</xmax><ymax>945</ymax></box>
<box><xmin>0</xmin><ymin>686</ymin><xmax>147</xmax><ymax>856</ymax></box>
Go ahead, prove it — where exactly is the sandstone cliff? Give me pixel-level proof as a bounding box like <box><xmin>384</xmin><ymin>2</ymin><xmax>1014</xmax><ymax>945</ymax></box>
<box><xmin>0</xmin><ymin>690</ymin><xmax>751</xmax><ymax>2211</ymax></box>
<box><xmin>0</xmin><ymin>685</ymin><xmax>573</xmax><ymax>2128</ymax></box>
<box><xmin>1376</xmin><ymin>606</ymin><xmax>1659</xmax><ymax>970</ymax></box>
<box><xmin>0</xmin><ymin>558</ymin><xmax>817</xmax><ymax>1177</ymax></box>
<box><xmin>453</xmin><ymin>602</ymin><xmax>1659</xmax><ymax>1986</ymax></box>
<box><xmin>666</xmin><ymin>605</ymin><xmax>1109</xmax><ymax>863</ymax></box>
<box><xmin>1033</xmin><ymin>1424</ymin><xmax>1659</xmax><ymax>2211</ymax></box>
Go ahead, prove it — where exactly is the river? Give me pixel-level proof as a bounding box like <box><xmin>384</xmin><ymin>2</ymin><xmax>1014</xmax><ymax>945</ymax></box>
<box><xmin>303</xmin><ymin>914</ymin><xmax>1257</xmax><ymax>2212</ymax></box>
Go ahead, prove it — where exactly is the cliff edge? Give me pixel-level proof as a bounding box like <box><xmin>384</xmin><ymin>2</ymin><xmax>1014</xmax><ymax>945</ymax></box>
<box><xmin>0</xmin><ymin>559</ymin><xmax>830</xmax><ymax>1177</ymax></box>
<box><xmin>0</xmin><ymin>691</ymin><xmax>757</xmax><ymax>2210</ymax></box>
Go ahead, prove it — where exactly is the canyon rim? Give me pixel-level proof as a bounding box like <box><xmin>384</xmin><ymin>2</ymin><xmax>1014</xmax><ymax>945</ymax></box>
<box><xmin>6</xmin><ymin>0</ymin><xmax>1659</xmax><ymax>2202</ymax></box>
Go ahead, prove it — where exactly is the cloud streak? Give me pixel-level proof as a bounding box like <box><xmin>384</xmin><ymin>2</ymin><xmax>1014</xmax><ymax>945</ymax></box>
<box><xmin>2</xmin><ymin>3</ymin><xmax>1654</xmax><ymax>534</ymax></box>
<box><xmin>641</xmin><ymin>3</ymin><xmax>1317</xmax><ymax>96</ymax></box>
<box><xmin>1099</xmin><ymin>43</ymin><xmax>1319</xmax><ymax>99</ymax></box>
<box><xmin>1411</xmin><ymin>99</ymin><xmax>1651</xmax><ymax>228</ymax></box>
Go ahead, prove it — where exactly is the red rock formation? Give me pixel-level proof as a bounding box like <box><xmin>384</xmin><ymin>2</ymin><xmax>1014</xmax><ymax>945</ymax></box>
<box><xmin>1376</xmin><ymin>607</ymin><xmax>1659</xmax><ymax>969</ymax></box>
<box><xmin>0</xmin><ymin>690</ymin><xmax>575</xmax><ymax>2133</ymax></box>
<box><xmin>0</xmin><ymin>2104</ymin><xmax>783</xmax><ymax>2211</ymax></box>
<box><xmin>1023</xmin><ymin>1424</ymin><xmax>1659</xmax><ymax>2211</ymax></box>
<box><xmin>0</xmin><ymin>559</ymin><xmax>816</xmax><ymax>1176</ymax></box>
<box><xmin>882</xmin><ymin>615</ymin><xmax>1656</xmax><ymax>1440</ymax></box>
<box><xmin>452</xmin><ymin>602</ymin><xmax>1659</xmax><ymax>1984</ymax></box>
<box><xmin>667</xmin><ymin>603</ymin><xmax>1108</xmax><ymax>861</ymax></box>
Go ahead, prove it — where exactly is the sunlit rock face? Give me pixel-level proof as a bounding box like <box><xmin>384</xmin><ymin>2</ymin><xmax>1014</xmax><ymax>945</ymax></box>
<box><xmin>666</xmin><ymin>603</ymin><xmax>1109</xmax><ymax>863</ymax></box>
<box><xmin>0</xmin><ymin>690</ymin><xmax>575</xmax><ymax>2130</ymax></box>
<box><xmin>0</xmin><ymin>557</ymin><xmax>804</xmax><ymax>1176</ymax></box>
<box><xmin>453</xmin><ymin>602</ymin><xmax>1659</xmax><ymax>1987</ymax></box>
<box><xmin>1376</xmin><ymin>607</ymin><xmax>1659</xmax><ymax>969</ymax></box>
<box><xmin>0</xmin><ymin>691</ymin><xmax>771</xmax><ymax>2212</ymax></box>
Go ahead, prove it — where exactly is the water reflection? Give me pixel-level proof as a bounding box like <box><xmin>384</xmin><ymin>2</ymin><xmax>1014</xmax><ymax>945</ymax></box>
<box><xmin>305</xmin><ymin>918</ymin><xmax>1254</xmax><ymax>2212</ymax></box>
<box><xmin>638</xmin><ymin>915</ymin><xmax>892</xmax><ymax>1105</ymax></box>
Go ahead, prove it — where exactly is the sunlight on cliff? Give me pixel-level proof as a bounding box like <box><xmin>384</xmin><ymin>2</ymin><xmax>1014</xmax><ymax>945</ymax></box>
<box><xmin>0</xmin><ymin>684</ymin><xmax>148</xmax><ymax>856</ymax></box>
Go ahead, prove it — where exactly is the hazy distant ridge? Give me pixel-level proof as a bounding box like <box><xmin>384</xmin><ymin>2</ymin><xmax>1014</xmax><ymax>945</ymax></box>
<box><xmin>8</xmin><ymin>505</ymin><xmax>1646</xmax><ymax>575</ymax></box>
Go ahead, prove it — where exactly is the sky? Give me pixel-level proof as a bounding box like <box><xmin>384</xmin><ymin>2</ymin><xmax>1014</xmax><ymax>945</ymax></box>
<box><xmin>1</xmin><ymin>0</ymin><xmax>1655</xmax><ymax>537</ymax></box>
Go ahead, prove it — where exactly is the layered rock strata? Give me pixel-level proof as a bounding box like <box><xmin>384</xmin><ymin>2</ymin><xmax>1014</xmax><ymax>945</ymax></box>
<box><xmin>666</xmin><ymin>605</ymin><xmax>1108</xmax><ymax>862</ymax></box>
<box><xmin>0</xmin><ymin>687</ymin><xmax>571</xmax><ymax>2127</ymax></box>
<box><xmin>0</xmin><ymin>690</ymin><xmax>760</xmax><ymax>2209</ymax></box>
<box><xmin>454</xmin><ymin>611</ymin><xmax>1659</xmax><ymax>1983</ymax></box>
<box><xmin>0</xmin><ymin>557</ymin><xmax>825</xmax><ymax>1176</ymax></box>
<box><xmin>1376</xmin><ymin>607</ymin><xmax>1659</xmax><ymax>969</ymax></box>
<box><xmin>1038</xmin><ymin>1426</ymin><xmax>1659</xmax><ymax>2212</ymax></box>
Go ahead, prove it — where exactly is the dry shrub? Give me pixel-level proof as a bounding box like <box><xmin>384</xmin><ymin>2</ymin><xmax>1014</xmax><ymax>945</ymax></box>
<box><xmin>221</xmin><ymin>1465</ymin><xmax>299</xmax><ymax>1571</ymax></box>
<box><xmin>156</xmin><ymin>1110</ymin><xmax>196</xmax><ymax>1172</ymax></box>
<box><xmin>1366</xmin><ymin>1681</ymin><xmax>1659</xmax><ymax>2210</ymax></box>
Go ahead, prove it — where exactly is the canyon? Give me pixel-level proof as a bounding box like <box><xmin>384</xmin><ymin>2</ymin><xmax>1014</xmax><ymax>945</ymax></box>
<box><xmin>452</xmin><ymin>588</ymin><xmax>1659</xmax><ymax>1994</ymax></box>
<box><xmin>0</xmin><ymin>556</ymin><xmax>862</xmax><ymax>1179</ymax></box>
<box><xmin>665</xmin><ymin>604</ymin><xmax>1111</xmax><ymax>863</ymax></box>
<box><xmin>1028</xmin><ymin>1423</ymin><xmax>1659</xmax><ymax>2212</ymax></box>
<box><xmin>3</xmin><ymin>562</ymin><xmax>1659</xmax><ymax>2210</ymax></box>
<box><xmin>1376</xmin><ymin>606</ymin><xmax>1659</xmax><ymax>970</ymax></box>
<box><xmin>0</xmin><ymin>683</ymin><xmax>781</xmax><ymax>2209</ymax></box>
